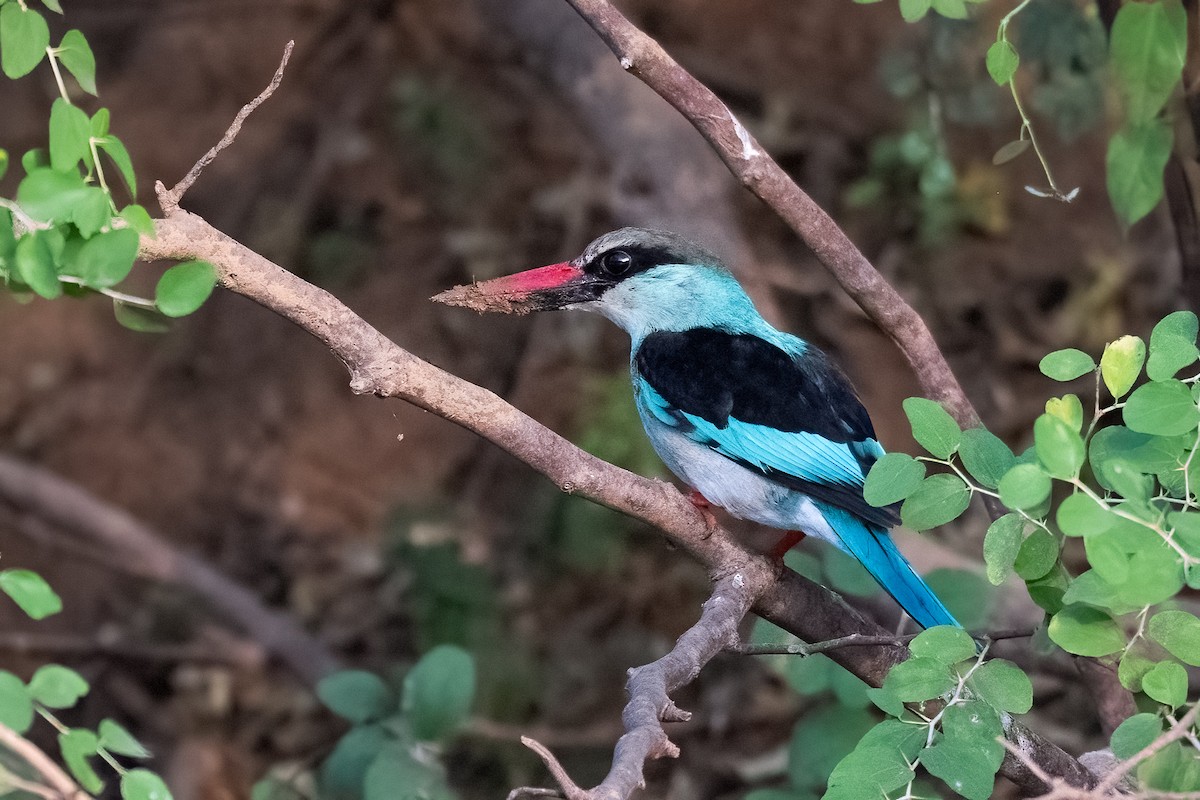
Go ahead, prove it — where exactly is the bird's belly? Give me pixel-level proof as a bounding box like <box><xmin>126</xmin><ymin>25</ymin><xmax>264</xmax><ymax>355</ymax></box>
<box><xmin>645</xmin><ymin>424</ymin><xmax>839</xmax><ymax>544</ymax></box>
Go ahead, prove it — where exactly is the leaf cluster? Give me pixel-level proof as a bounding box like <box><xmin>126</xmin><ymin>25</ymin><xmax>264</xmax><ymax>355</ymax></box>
<box><xmin>872</xmin><ymin>313</ymin><xmax>1200</xmax><ymax>714</ymax></box>
<box><xmin>0</xmin><ymin>1</ymin><xmax>216</xmax><ymax>328</ymax></box>
<box><xmin>296</xmin><ymin>646</ymin><xmax>477</xmax><ymax>800</ymax></box>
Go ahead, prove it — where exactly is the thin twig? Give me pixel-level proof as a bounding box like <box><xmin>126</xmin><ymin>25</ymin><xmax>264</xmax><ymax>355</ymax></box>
<box><xmin>158</xmin><ymin>41</ymin><xmax>294</xmax><ymax>213</ymax></box>
<box><xmin>0</xmin><ymin>721</ymin><xmax>89</xmax><ymax>800</ymax></box>
<box><xmin>735</xmin><ymin>627</ymin><xmax>1034</xmax><ymax>656</ymax></box>
<box><xmin>1095</xmin><ymin>704</ymin><xmax>1200</xmax><ymax>794</ymax></box>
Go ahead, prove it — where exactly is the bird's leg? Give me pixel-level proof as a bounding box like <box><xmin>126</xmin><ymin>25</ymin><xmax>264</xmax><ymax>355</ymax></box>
<box><xmin>685</xmin><ymin>489</ymin><xmax>719</xmax><ymax>535</ymax></box>
<box><xmin>769</xmin><ymin>530</ymin><xmax>807</xmax><ymax>561</ymax></box>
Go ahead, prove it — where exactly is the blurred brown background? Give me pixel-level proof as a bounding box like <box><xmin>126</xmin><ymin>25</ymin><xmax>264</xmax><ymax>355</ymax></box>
<box><xmin>0</xmin><ymin>0</ymin><xmax>1184</xmax><ymax>797</ymax></box>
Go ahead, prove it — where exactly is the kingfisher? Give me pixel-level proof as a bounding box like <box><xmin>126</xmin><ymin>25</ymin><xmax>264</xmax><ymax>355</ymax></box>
<box><xmin>434</xmin><ymin>227</ymin><xmax>959</xmax><ymax>630</ymax></box>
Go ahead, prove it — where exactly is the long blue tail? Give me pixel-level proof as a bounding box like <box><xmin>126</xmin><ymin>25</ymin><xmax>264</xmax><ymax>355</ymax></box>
<box><xmin>818</xmin><ymin>503</ymin><xmax>961</xmax><ymax>630</ymax></box>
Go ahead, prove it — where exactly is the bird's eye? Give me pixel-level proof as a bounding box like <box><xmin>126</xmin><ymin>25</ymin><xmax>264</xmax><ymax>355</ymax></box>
<box><xmin>601</xmin><ymin>250</ymin><xmax>633</xmax><ymax>276</ymax></box>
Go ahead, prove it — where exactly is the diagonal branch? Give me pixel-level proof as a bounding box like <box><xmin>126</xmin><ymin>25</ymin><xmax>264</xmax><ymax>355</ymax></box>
<box><xmin>138</xmin><ymin>206</ymin><xmax>1093</xmax><ymax>796</ymax></box>
<box><xmin>559</xmin><ymin>0</ymin><xmax>977</xmax><ymax>427</ymax></box>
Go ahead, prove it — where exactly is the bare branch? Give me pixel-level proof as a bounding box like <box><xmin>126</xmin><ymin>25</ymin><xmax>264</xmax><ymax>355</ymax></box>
<box><xmin>520</xmin><ymin>572</ymin><xmax>756</xmax><ymax>799</ymax></box>
<box><xmin>136</xmin><ymin>209</ymin><xmax>1093</xmax><ymax>796</ymax></box>
<box><xmin>735</xmin><ymin>627</ymin><xmax>1034</xmax><ymax>656</ymax></box>
<box><xmin>158</xmin><ymin>40</ymin><xmax>294</xmax><ymax>213</ymax></box>
<box><xmin>0</xmin><ymin>454</ymin><xmax>340</xmax><ymax>686</ymax></box>
<box><xmin>557</xmin><ymin>0</ymin><xmax>977</xmax><ymax>426</ymax></box>
<box><xmin>0</xmin><ymin>721</ymin><xmax>88</xmax><ymax>800</ymax></box>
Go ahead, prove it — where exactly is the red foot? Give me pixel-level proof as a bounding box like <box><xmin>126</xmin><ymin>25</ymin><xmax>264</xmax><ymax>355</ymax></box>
<box><xmin>769</xmin><ymin>530</ymin><xmax>807</xmax><ymax>561</ymax></box>
<box><xmin>686</xmin><ymin>489</ymin><xmax>719</xmax><ymax>535</ymax></box>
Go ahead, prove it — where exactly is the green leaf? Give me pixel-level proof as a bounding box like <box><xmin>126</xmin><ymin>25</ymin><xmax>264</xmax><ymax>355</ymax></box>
<box><xmin>75</xmin><ymin>228</ymin><xmax>139</xmax><ymax>288</ymax></box>
<box><xmin>920</xmin><ymin>716</ymin><xmax>1002</xmax><ymax>799</ymax></box>
<box><xmin>1107</xmin><ymin>119</ymin><xmax>1173</xmax><ymax>226</ymax></box>
<box><xmin>1014</xmin><ymin>528</ymin><xmax>1058</xmax><ymax>580</ymax></box>
<box><xmin>316</xmin><ymin>670</ymin><xmax>393</xmax><ymax>724</ymax></box>
<box><xmin>1110</xmin><ymin>0</ymin><xmax>1186</xmax><ymax>122</ymax></box>
<box><xmin>1039</xmin><ymin>348</ymin><xmax>1095</xmax><ymax>381</ymax></box>
<box><xmin>1098</xmin><ymin>459</ymin><xmax>1153</xmax><ymax>503</ymax></box>
<box><xmin>986</xmin><ymin>40</ymin><xmax>1019</xmax><ymax>85</ymax></box>
<box><xmin>1101</xmin><ymin>335</ymin><xmax>1147</xmax><ymax>398</ymax></box>
<box><xmin>931</xmin><ymin>0</ymin><xmax>967</xmax><ymax>19</ymax></box>
<box><xmin>1026</xmin><ymin>563</ymin><xmax>1069</xmax><ymax>614</ymax></box>
<box><xmin>96</xmin><ymin>135</ymin><xmax>136</xmax><ymax>197</ymax></box>
<box><xmin>998</xmin><ymin>463</ymin><xmax>1051</xmax><ymax>511</ymax></box>
<box><xmin>0</xmin><ymin>568</ymin><xmax>61</xmax><ymax>618</ymax></box>
<box><xmin>1048</xmin><ymin>604</ymin><xmax>1126</xmax><ymax>656</ymax></box>
<box><xmin>1111</xmin><ymin>712</ymin><xmax>1163</xmax><ymax>759</ymax></box>
<box><xmin>0</xmin><ymin>148</ymin><xmax>7</xmax><ymax>181</ymax></box>
<box><xmin>113</xmin><ymin>300</ymin><xmax>171</xmax><ymax>334</ymax></box>
<box><xmin>864</xmin><ymin>452</ymin><xmax>925</xmax><ymax>506</ymax></box>
<box><xmin>958</xmin><ymin>428</ymin><xmax>1016</xmax><ymax>489</ymax></box>
<box><xmin>1045</xmin><ymin>394</ymin><xmax>1084</xmax><ymax>432</ymax></box>
<box><xmin>402</xmin><ymin>644</ymin><xmax>476</xmax><ymax>740</ymax></box>
<box><xmin>909</xmin><ymin>626</ymin><xmax>977</xmax><ymax>665</ymax></box>
<box><xmin>40</xmin><ymin>0</ymin><xmax>64</xmax><ymax>14</ymax></box>
<box><xmin>992</xmin><ymin>139</ymin><xmax>1030</xmax><ymax>165</ymax></box>
<box><xmin>970</xmin><ymin>658</ymin><xmax>1033</xmax><ymax>713</ymax></box>
<box><xmin>16</xmin><ymin>166</ymin><xmax>91</xmax><ymax>224</ymax></box>
<box><xmin>22</xmin><ymin>148</ymin><xmax>48</xmax><ymax>173</ymax></box>
<box><xmin>48</xmin><ymin>98</ymin><xmax>92</xmax><ymax>172</ymax></box>
<box><xmin>28</xmin><ymin>665</ymin><xmax>88</xmax><ymax>708</ymax></box>
<box><xmin>1147</xmin><ymin>311</ymin><xmax>1200</xmax><ymax>380</ymax></box>
<box><xmin>15</xmin><ymin>231</ymin><xmax>61</xmax><ymax>299</ymax></box>
<box><xmin>1124</xmin><ymin>379</ymin><xmax>1199</xmax><ymax>436</ymax></box>
<box><xmin>1148</xmin><ymin>609</ymin><xmax>1200</xmax><ymax>665</ymax></box>
<box><xmin>59</xmin><ymin>729</ymin><xmax>103</xmax><ymax>793</ymax></box>
<box><xmin>899</xmin><ymin>0</ymin><xmax>931</xmax><ymax>22</ymax></box>
<box><xmin>0</xmin><ymin>671</ymin><xmax>33</xmax><ymax>733</ymax></box>
<box><xmin>56</xmin><ymin>30</ymin><xmax>96</xmax><ymax>95</ymax></box>
<box><xmin>824</xmin><ymin>720</ymin><xmax>922</xmax><ymax>800</ymax></box>
<box><xmin>91</xmin><ymin>107</ymin><xmax>110</xmax><ymax>138</ymax></box>
<box><xmin>866</xmin><ymin>685</ymin><xmax>906</xmax><ymax>718</ymax></box>
<box><xmin>98</xmin><ymin>719</ymin><xmax>151</xmax><ymax>758</ymax></box>
<box><xmin>789</xmin><ymin>705</ymin><xmax>877</xmax><ymax>792</ymax></box>
<box><xmin>121</xmin><ymin>769</ymin><xmax>173</xmax><ymax>800</ymax></box>
<box><xmin>119</xmin><ymin>204</ymin><xmax>155</xmax><ymax>238</ymax></box>
<box><xmin>1056</xmin><ymin>493</ymin><xmax>1116</xmax><ymax>538</ymax></box>
<box><xmin>1141</xmin><ymin>660</ymin><xmax>1188</xmax><ymax>707</ymax></box>
<box><xmin>881</xmin><ymin>656</ymin><xmax>955</xmax><ymax>702</ymax></box>
<box><xmin>1119</xmin><ymin>648</ymin><xmax>1157</xmax><ymax>692</ymax></box>
<box><xmin>320</xmin><ymin>724</ymin><xmax>387</xmax><ymax>795</ymax></box>
<box><xmin>983</xmin><ymin>513</ymin><xmax>1024</xmax><ymax>585</ymax></box>
<box><xmin>1085</xmin><ymin>532</ymin><xmax>1130</xmax><ymax>584</ymax></box>
<box><xmin>156</xmin><ymin>260</ymin><xmax>217</xmax><ymax>317</ymax></box>
<box><xmin>363</xmin><ymin>745</ymin><xmax>452</xmax><ymax>800</ymax></box>
<box><xmin>921</xmin><ymin>702</ymin><xmax>1004</xmax><ymax>800</ymax></box>
<box><xmin>902</xmin><ymin>397</ymin><xmax>961</xmax><ymax>459</ymax></box>
<box><xmin>0</xmin><ymin>4</ymin><xmax>49</xmax><ymax>78</ymax></box>
<box><xmin>73</xmin><ymin>187</ymin><xmax>112</xmax><ymax>239</ymax></box>
<box><xmin>1034</xmin><ymin>413</ymin><xmax>1085</xmax><ymax>479</ymax></box>
<box><xmin>899</xmin><ymin>473</ymin><xmax>971</xmax><ymax>531</ymax></box>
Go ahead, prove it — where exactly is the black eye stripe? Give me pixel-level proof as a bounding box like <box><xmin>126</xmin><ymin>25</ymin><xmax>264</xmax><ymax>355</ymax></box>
<box><xmin>586</xmin><ymin>245</ymin><xmax>682</xmax><ymax>279</ymax></box>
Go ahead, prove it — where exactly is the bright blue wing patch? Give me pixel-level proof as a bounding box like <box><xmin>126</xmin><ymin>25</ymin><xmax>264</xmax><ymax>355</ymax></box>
<box><xmin>637</xmin><ymin>378</ymin><xmax>874</xmax><ymax>489</ymax></box>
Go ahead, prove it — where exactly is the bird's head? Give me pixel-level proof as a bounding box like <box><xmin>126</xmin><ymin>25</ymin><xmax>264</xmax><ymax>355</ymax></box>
<box><xmin>433</xmin><ymin>227</ymin><xmax>754</xmax><ymax>337</ymax></box>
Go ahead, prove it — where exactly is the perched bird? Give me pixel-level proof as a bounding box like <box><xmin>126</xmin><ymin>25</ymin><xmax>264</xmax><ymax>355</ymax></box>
<box><xmin>435</xmin><ymin>227</ymin><xmax>959</xmax><ymax>630</ymax></box>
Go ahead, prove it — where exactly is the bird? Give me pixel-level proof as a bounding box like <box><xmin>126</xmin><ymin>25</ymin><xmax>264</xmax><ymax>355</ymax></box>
<box><xmin>434</xmin><ymin>227</ymin><xmax>959</xmax><ymax>630</ymax></box>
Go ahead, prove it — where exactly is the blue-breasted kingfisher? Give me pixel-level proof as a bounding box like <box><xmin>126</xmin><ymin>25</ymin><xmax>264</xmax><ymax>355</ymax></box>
<box><xmin>436</xmin><ymin>227</ymin><xmax>959</xmax><ymax>630</ymax></box>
